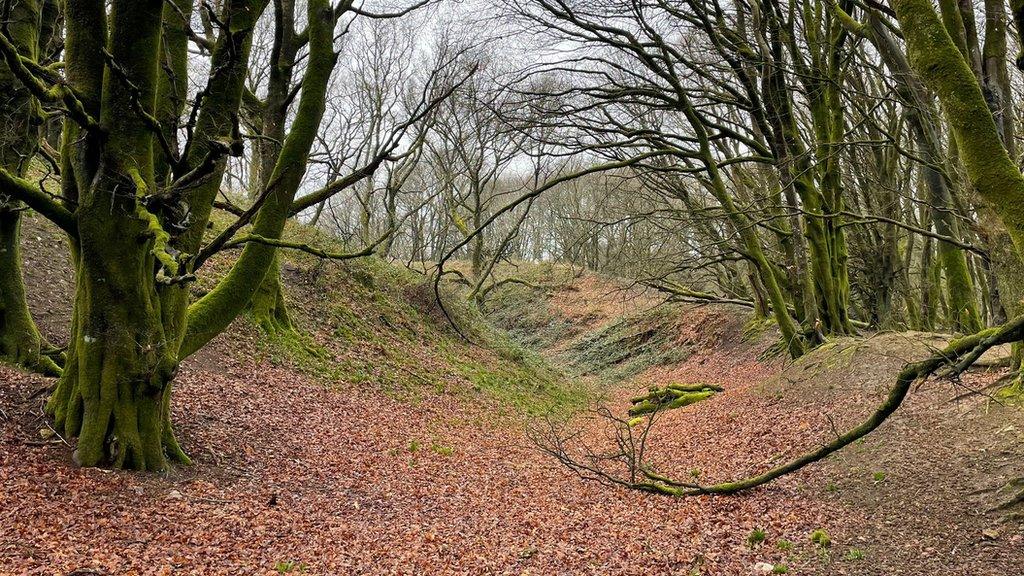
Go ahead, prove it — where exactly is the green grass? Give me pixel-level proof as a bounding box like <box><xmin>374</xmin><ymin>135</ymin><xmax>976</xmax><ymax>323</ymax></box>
<box><xmin>560</xmin><ymin>304</ymin><xmax>691</xmax><ymax>382</ymax></box>
<box><xmin>430</xmin><ymin>442</ymin><xmax>454</xmax><ymax>456</ymax></box>
<box><xmin>448</xmin><ymin>352</ymin><xmax>588</xmax><ymax>417</ymax></box>
<box><xmin>273</xmin><ymin>560</ymin><xmax>308</xmax><ymax>574</ymax></box>
<box><xmin>844</xmin><ymin>548</ymin><xmax>865</xmax><ymax>561</ymax></box>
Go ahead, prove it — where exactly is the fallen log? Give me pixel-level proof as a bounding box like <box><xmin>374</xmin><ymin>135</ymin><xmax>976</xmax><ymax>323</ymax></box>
<box><xmin>628</xmin><ymin>383</ymin><xmax>724</xmax><ymax>416</ymax></box>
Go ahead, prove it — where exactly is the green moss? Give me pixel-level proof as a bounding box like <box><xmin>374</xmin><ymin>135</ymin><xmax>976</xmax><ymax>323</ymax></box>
<box><xmin>810</xmin><ymin>529</ymin><xmax>832</xmax><ymax>548</ymax></box>
<box><xmin>451</xmin><ymin>355</ymin><xmax>585</xmax><ymax>417</ymax></box>
<box><xmin>137</xmin><ymin>203</ymin><xmax>178</xmax><ymax>275</ymax></box>
<box><xmin>895</xmin><ymin>0</ymin><xmax>1024</xmax><ymax>254</ymax></box>
<box><xmin>482</xmin><ymin>282</ymin><xmax>571</xmax><ymax>350</ymax></box>
<box><xmin>629</xmin><ymin>390</ymin><xmax>715</xmax><ymax>417</ymax></box>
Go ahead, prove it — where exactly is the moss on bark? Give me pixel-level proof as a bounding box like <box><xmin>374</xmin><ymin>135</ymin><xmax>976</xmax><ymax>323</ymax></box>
<box><xmin>0</xmin><ymin>0</ymin><xmax>61</xmax><ymax>375</ymax></box>
<box><xmin>895</xmin><ymin>0</ymin><xmax>1024</xmax><ymax>254</ymax></box>
<box><xmin>45</xmin><ymin>0</ymin><xmax>187</xmax><ymax>470</ymax></box>
<box><xmin>249</xmin><ymin>253</ymin><xmax>293</xmax><ymax>334</ymax></box>
<box><xmin>0</xmin><ymin>211</ymin><xmax>60</xmax><ymax>375</ymax></box>
<box><xmin>245</xmin><ymin>2</ymin><xmax>300</xmax><ymax>335</ymax></box>
<box><xmin>183</xmin><ymin>0</ymin><xmax>338</xmax><ymax>358</ymax></box>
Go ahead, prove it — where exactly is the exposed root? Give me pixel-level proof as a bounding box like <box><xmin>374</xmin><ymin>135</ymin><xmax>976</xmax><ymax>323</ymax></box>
<box><xmin>996</xmin><ymin>372</ymin><xmax>1024</xmax><ymax>401</ymax></box>
<box><xmin>991</xmin><ymin>477</ymin><xmax>1024</xmax><ymax>512</ymax></box>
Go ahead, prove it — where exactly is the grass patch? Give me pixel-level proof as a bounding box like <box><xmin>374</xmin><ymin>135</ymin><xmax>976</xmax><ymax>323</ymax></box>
<box><xmin>844</xmin><ymin>548</ymin><xmax>865</xmax><ymax>561</ymax></box>
<box><xmin>560</xmin><ymin>304</ymin><xmax>690</xmax><ymax>382</ymax></box>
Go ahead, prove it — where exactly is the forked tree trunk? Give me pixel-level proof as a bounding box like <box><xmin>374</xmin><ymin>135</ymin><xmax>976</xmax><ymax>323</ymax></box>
<box><xmin>43</xmin><ymin>0</ymin><xmax>184</xmax><ymax>471</ymax></box>
<box><xmin>0</xmin><ymin>0</ymin><xmax>335</xmax><ymax>471</ymax></box>
<box><xmin>48</xmin><ymin>200</ymin><xmax>184</xmax><ymax>470</ymax></box>
<box><xmin>247</xmin><ymin>0</ymin><xmax>299</xmax><ymax>334</ymax></box>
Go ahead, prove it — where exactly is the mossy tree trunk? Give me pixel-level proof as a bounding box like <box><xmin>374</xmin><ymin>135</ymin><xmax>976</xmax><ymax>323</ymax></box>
<box><xmin>250</xmin><ymin>255</ymin><xmax>293</xmax><ymax>333</ymax></box>
<box><xmin>759</xmin><ymin>23</ymin><xmax>818</xmax><ymax>329</ymax></box>
<box><xmin>0</xmin><ymin>210</ymin><xmax>60</xmax><ymax>375</ymax></box>
<box><xmin>892</xmin><ymin>0</ymin><xmax>1024</xmax><ymax>290</ymax></box>
<box><xmin>0</xmin><ymin>0</ymin><xmax>60</xmax><ymax>375</ymax></box>
<box><xmin>851</xmin><ymin>0</ymin><xmax>1024</xmax><ymax>338</ymax></box>
<box><xmin>181</xmin><ymin>0</ymin><xmax>338</xmax><ymax>357</ymax></box>
<box><xmin>762</xmin><ymin>10</ymin><xmax>853</xmax><ymax>339</ymax></box>
<box><xmin>24</xmin><ymin>0</ymin><xmax>336</xmax><ymax>470</ymax></box>
<box><xmin>246</xmin><ymin>0</ymin><xmax>299</xmax><ymax>335</ymax></box>
<box><xmin>49</xmin><ymin>195</ymin><xmax>185</xmax><ymax>469</ymax></box>
<box><xmin>792</xmin><ymin>8</ymin><xmax>861</xmax><ymax>337</ymax></box>
<box><xmin>46</xmin><ymin>0</ymin><xmax>181</xmax><ymax>470</ymax></box>
<box><xmin>847</xmin><ymin>12</ymin><xmax>982</xmax><ymax>333</ymax></box>
<box><xmin>679</xmin><ymin>101</ymin><xmax>805</xmax><ymax>358</ymax></box>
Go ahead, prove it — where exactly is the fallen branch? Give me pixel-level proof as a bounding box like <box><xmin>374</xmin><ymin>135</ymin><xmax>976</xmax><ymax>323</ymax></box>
<box><xmin>628</xmin><ymin>384</ymin><xmax>723</xmax><ymax>417</ymax></box>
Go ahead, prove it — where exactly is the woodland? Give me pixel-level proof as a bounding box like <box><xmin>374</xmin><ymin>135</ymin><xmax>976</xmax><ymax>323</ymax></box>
<box><xmin>2</xmin><ymin>0</ymin><xmax>1024</xmax><ymax>573</ymax></box>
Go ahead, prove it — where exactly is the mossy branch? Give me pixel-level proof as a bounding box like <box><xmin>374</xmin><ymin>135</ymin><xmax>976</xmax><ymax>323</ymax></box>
<box><xmin>0</xmin><ymin>166</ymin><xmax>76</xmax><ymax>235</ymax></box>
<box><xmin>218</xmin><ymin>233</ymin><xmax>380</xmax><ymax>261</ymax></box>
<box><xmin>628</xmin><ymin>384</ymin><xmax>722</xmax><ymax>417</ymax></box>
<box><xmin>181</xmin><ymin>0</ymin><xmax>338</xmax><ymax>360</ymax></box>
<box><xmin>0</xmin><ymin>26</ymin><xmax>99</xmax><ymax>131</ymax></box>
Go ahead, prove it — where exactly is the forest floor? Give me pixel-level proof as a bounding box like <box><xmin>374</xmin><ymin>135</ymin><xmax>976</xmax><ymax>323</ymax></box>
<box><xmin>2</xmin><ymin>214</ymin><xmax>1024</xmax><ymax>575</ymax></box>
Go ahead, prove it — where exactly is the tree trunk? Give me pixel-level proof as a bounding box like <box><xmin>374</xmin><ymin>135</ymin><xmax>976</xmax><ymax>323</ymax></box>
<box><xmin>0</xmin><ymin>210</ymin><xmax>60</xmax><ymax>375</ymax></box>
<box><xmin>247</xmin><ymin>0</ymin><xmax>298</xmax><ymax>334</ymax></box>
<box><xmin>42</xmin><ymin>0</ymin><xmax>186</xmax><ymax>471</ymax></box>
<box><xmin>47</xmin><ymin>210</ymin><xmax>184</xmax><ymax>470</ymax></box>
<box><xmin>861</xmin><ymin>14</ymin><xmax>982</xmax><ymax>333</ymax></box>
<box><xmin>249</xmin><ymin>254</ymin><xmax>292</xmax><ymax>334</ymax></box>
<box><xmin>0</xmin><ymin>0</ymin><xmax>59</xmax><ymax>375</ymax></box>
<box><xmin>893</xmin><ymin>0</ymin><xmax>1024</xmax><ymax>355</ymax></box>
